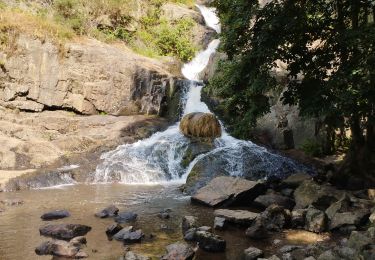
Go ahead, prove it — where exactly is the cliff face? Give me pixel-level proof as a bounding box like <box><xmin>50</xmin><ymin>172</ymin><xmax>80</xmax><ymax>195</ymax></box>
<box><xmin>0</xmin><ymin>36</ymin><xmax>181</xmax><ymax>116</ymax></box>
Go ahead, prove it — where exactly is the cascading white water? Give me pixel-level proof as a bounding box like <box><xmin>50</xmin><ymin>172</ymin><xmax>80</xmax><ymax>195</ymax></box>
<box><xmin>93</xmin><ymin>4</ymin><xmax>308</xmax><ymax>185</ymax></box>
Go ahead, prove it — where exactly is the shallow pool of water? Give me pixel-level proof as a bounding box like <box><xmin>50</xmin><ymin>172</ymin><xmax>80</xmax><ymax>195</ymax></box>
<box><xmin>0</xmin><ymin>184</ymin><xmax>333</xmax><ymax>260</ymax></box>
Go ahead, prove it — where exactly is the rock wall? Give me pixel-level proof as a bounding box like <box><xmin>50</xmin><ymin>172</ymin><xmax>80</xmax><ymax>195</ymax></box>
<box><xmin>0</xmin><ymin>36</ymin><xmax>184</xmax><ymax>118</ymax></box>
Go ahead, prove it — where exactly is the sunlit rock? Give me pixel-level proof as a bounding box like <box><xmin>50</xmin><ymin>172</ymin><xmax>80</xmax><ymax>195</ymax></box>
<box><xmin>179</xmin><ymin>112</ymin><xmax>221</xmax><ymax>139</ymax></box>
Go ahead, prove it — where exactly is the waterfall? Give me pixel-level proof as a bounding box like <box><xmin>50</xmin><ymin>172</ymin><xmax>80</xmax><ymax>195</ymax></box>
<box><xmin>93</xmin><ymin>4</ymin><xmax>308</xmax><ymax>185</ymax></box>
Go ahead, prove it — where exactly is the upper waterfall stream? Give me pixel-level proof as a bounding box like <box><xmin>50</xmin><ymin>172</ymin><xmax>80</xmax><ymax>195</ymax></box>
<box><xmin>93</xmin><ymin>5</ymin><xmax>307</xmax><ymax>185</ymax></box>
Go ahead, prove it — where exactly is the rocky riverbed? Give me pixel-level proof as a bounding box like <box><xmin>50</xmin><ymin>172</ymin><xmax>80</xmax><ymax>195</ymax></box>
<box><xmin>0</xmin><ymin>172</ymin><xmax>374</xmax><ymax>260</ymax></box>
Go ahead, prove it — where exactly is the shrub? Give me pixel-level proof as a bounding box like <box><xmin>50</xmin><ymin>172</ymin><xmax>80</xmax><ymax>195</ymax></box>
<box><xmin>301</xmin><ymin>139</ymin><xmax>324</xmax><ymax>158</ymax></box>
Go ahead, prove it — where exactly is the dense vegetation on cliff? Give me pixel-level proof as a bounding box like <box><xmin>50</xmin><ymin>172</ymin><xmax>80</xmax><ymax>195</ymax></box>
<box><xmin>0</xmin><ymin>0</ymin><xmax>198</xmax><ymax>61</ymax></box>
<box><xmin>209</xmin><ymin>0</ymin><xmax>375</xmax><ymax>184</ymax></box>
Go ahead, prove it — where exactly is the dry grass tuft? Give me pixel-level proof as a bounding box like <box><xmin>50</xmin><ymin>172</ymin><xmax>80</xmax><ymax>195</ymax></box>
<box><xmin>0</xmin><ymin>8</ymin><xmax>74</xmax><ymax>44</ymax></box>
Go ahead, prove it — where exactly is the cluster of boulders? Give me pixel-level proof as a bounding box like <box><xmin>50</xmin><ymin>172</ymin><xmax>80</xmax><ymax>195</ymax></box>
<box><xmin>35</xmin><ymin>210</ymin><xmax>91</xmax><ymax>258</ymax></box>
<box><xmin>188</xmin><ymin>174</ymin><xmax>375</xmax><ymax>259</ymax></box>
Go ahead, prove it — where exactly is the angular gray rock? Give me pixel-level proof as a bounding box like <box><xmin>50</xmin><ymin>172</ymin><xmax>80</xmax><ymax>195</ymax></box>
<box><xmin>245</xmin><ymin>219</ymin><xmax>269</xmax><ymax>239</ymax></box>
<box><xmin>113</xmin><ymin>226</ymin><xmax>144</xmax><ymax>243</ymax></box>
<box><xmin>254</xmin><ymin>193</ymin><xmax>295</xmax><ymax>209</ymax></box>
<box><xmin>244</xmin><ymin>246</ymin><xmax>264</xmax><ymax>260</ymax></box>
<box><xmin>291</xmin><ymin>209</ymin><xmax>308</xmax><ymax>228</ymax></box>
<box><xmin>182</xmin><ymin>216</ymin><xmax>198</xmax><ymax>234</ymax></box>
<box><xmin>106</xmin><ymin>223</ymin><xmax>123</xmax><ymax>236</ymax></box>
<box><xmin>191</xmin><ymin>176</ymin><xmax>265</xmax><ymax>207</ymax></box>
<box><xmin>35</xmin><ymin>238</ymin><xmax>88</xmax><ymax>258</ymax></box>
<box><xmin>260</xmin><ymin>205</ymin><xmax>291</xmax><ymax>231</ymax></box>
<box><xmin>195</xmin><ymin>231</ymin><xmax>226</xmax><ymax>252</ymax></box>
<box><xmin>214</xmin><ymin>217</ymin><xmax>226</xmax><ymax>230</ymax></box>
<box><xmin>39</xmin><ymin>224</ymin><xmax>91</xmax><ymax>240</ymax></box>
<box><xmin>305</xmin><ymin>208</ymin><xmax>327</xmax><ymax>233</ymax></box>
<box><xmin>294</xmin><ymin>180</ymin><xmax>343</xmax><ymax>210</ymax></box>
<box><xmin>214</xmin><ymin>209</ymin><xmax>259</xmax><ymax>225</ymax></box>
<box><xmin>184</xmin><ymin>228</ymin><xmax>197</xmax><ymax>241</ymax></box>
<box><xmin>161</xmin><ymin>242</ymin><xmax>195</xmax><ymax>260</ymax></box>
<box><xmin>41</xmin><ymin>210</ymin><xmax>70</xmax><ymax>221</ymax></box>
<box><xmin>347</xmin><ymin>231</ymin><xmax>373</xmax><ymax>251</ymax></box>
<box><xmin>115</xmin><ymin>212</ymin><xmax>137</xmax><ymax>223</ymax></box>
<box><xmin>95</xmin><ymin>205</ymin><xmax>119</xmax><ymax>218</ymax></box>
<box><xmin>282</xmin><ymin>173</ymin><xmax>312</xmax><ymax>188</ymax></box>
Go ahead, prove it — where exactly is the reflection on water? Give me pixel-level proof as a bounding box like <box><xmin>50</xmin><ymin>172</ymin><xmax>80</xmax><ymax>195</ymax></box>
<box><xmin>0</xmin><ymin>184</ymin><xmax>332</xmax><ymax>260</ymax></box>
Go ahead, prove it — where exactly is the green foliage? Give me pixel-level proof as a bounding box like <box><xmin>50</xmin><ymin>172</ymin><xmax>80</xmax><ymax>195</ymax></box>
<box><xmin>211</xmin><ymin>0</ymin><xmax>375</xmax><ymax>159</ymax></box>
<box><xmin>0</xmin><ymin>0</ymin><xmax>197</xmax><ymax>61</ymax></box>
<box><xmin>137</xmin><ymin>6</ymin><xmax>197</xmax><ymax>62</ymax></box>
<box><xmin>301</xmin><ymin>139</ymin><xmax>324</xmax><ymax>158</ymax></box>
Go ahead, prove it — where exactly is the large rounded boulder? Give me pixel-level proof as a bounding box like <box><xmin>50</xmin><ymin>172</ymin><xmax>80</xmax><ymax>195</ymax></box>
<box><xmin>179</xmin><ymin>112</ymin><xmax>222</xmax><ymax>139</ymax></box>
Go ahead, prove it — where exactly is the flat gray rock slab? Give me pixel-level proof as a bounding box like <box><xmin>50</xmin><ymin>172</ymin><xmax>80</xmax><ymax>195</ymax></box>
<box><xmin>191</xmin><ymin>176</ymin><xmax>264</xmax><ymax>207</ymax></box>
<box><xmin>214</xmin><ymin>209</ymin><xmax>259</xmax><ymax>225</ymax></box>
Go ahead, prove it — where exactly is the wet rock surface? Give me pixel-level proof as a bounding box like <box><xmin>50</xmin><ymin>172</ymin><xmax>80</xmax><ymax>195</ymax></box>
<box><xmin>195</xmin><ymin>230</ymin><xmax>226</xmax><ymax>252</ymax></box>
<box><xmin>115</xmin><ymin>212</ymin><xmax>138</xmax><ymax>223</ymax></box>
<box><xmin>39</xmin><ymin>224</ymin><xmax>92</xmax><ymax>240</ymax></box>
<box><xmin>191</xmin><ymin>176</ymin><xmax>265</xmax><ymax>207</ymax></box>
<box><xmin>41</xmin><ymin>210</ymin><xmax>70</xmax><ymax>220</ymax></box>
<box><xmin>214</xmin><ymin>209</ymin><xmax>259</xmax><ymax>225</ymax></box>
<box><xmin>244</xmin><ymin>246</ymin><xmax>264</xmax><ymax>260</ymax></box>
<box><xmin>35</xmin><ymin>237</ymin><xmax>88</xmax><ymax>258</ymax></box>
<box><xmin>106</xmin><ymin>223</ymin><xmax>123</xmax><ymax>237</ymax></box>
<box><xmin>161</xmin><ymin>242</ymin><xmax>195</xmax><ymax>260</ymax></box>
<box><xmin>254</xmin><ymin>193</ymin><xmax>295</xmax><ymax>210</ymax></box>
<box><xmin>113</xmin><ymin>226</ymin><xmax>144</xmax><ymax>243</ymax></box>
<box><xmin>95</xmin><ymin>205</ymin><xmax>119</xmax><ymax>218</ymax></box>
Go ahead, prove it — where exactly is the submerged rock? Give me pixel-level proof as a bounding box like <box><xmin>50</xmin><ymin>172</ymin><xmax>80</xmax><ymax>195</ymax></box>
<box><xmin>39</xmin><ymin>224</ymin><xmax>91</xmax><ymax>240</ymax></box>
<box><xmin>162</xmin><ymin>242</ymin><xmax>195</xmax><ymax>260</ymax></box>
<box><xmin>195</xmin><ymin>231</ymin><xmax>226</xmax><ymax>252</ymax></box>
<box><xmin>158</xmin><ymin>209</ymin><xmax>172</xmax><ymax>219</ymax></box>
<box><xmin>115</xmin><ymin>212</ymin><xmax>138</xmax><ymax>223</ymax></box>
<box><xmin>95</xmin><ymin>205</ymin><xmax>119</xmax><ymax>218</ymax></box>
<box><xmin>191</xmin><ymin>176</ymin><xmax>265</xmax><ymax>207</ymax></box>
<box><xmin>214</xmin><ymin>209</ymin><xmax>259</xmax><ymax>225</ymax></box>
<box><xmin>179</xmin><ymin>112</ymin><xmax>222</xmax><ymax>139</ymax></box>
<box><xmin>41</xmin><ymin>210</ymin><xmax>70</xmax><ymax>221</ymax></box>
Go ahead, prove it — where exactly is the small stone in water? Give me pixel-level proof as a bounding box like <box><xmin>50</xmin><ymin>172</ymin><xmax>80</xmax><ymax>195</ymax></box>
<box><xmin>115</xmin><ymin>212</ymin><xmax>138</xmax><ymax>223</ymax></box>
<box><xmin>39</xmin><ymin>224</ymin><xmax>92</xmax><ymax>240</ymax></box>
<box><xmin>106</xmin><ymin>223</ymin><xmax>123</xmax><ymax>236</ymax></box>
<box><xmin>214</xmin><ymin>217</ymin><xmax>226</xmax><ymax>230</ymax></box>
<box><xmin>41</xmin><ymin>210</ymin><xmax>70</xmax><ymax>220</ymax></box>
<box><xmin>95</xmin><ymin>205</ymin><xmax>119</xmax><ymax>218</ymax></box>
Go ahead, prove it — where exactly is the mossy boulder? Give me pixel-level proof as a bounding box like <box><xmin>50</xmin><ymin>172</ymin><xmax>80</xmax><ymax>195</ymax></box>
<box><xmin>179</xmin><ymin>112</ymin><xmax>222</xmax><ymax>139</ymax></box>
